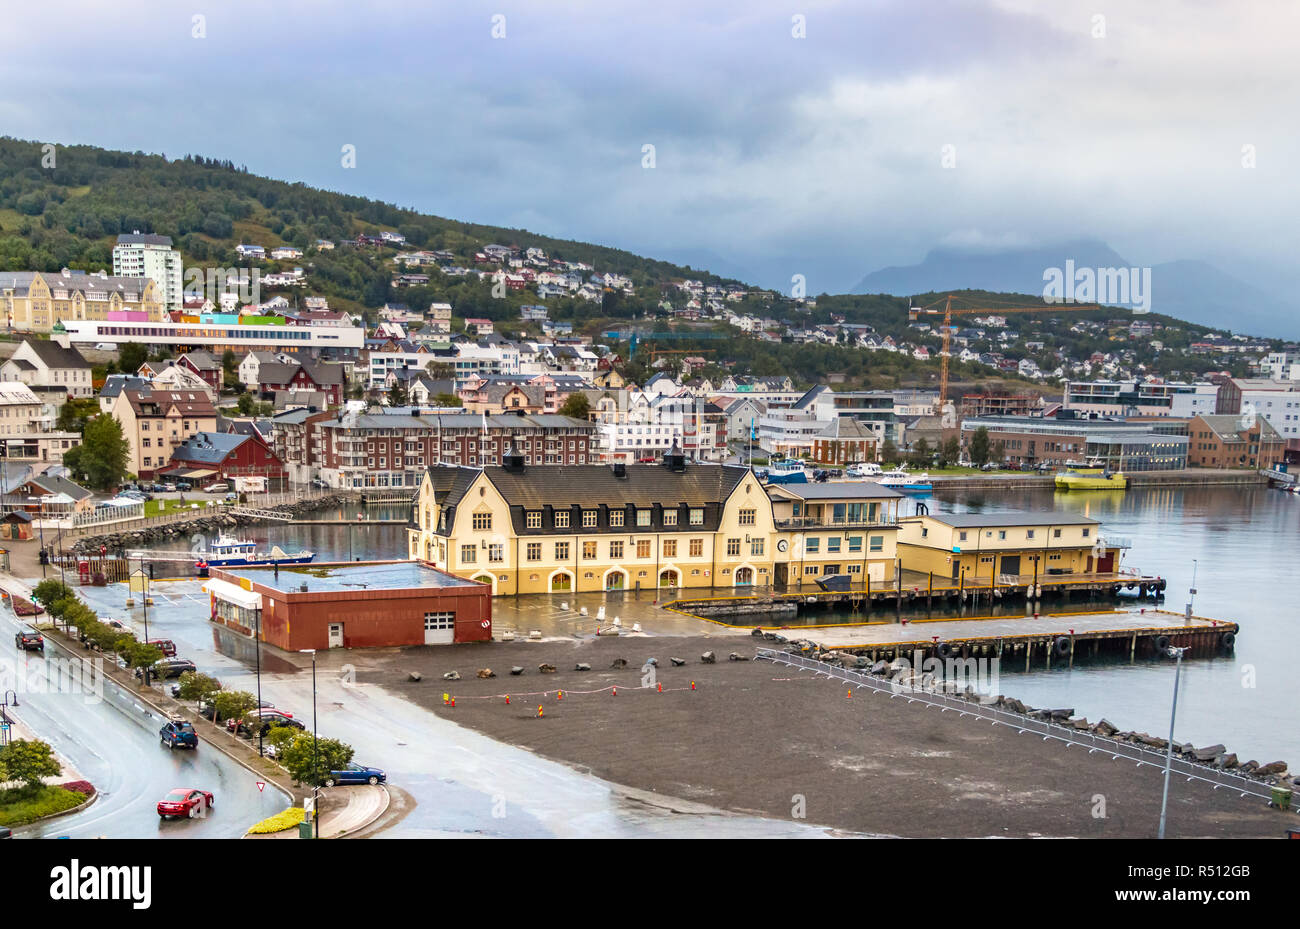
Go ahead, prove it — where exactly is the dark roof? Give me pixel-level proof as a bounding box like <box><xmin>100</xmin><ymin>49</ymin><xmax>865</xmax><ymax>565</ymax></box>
<box><xmin>432</xmin><ymin>463</ymin><xmax>753</xmax><ymax>535</ymax></box>
<box><xmin>116</xmin><ymin>232</ymin><xmax>173</xmax><ymax>246</ymax></box>
<box><xmin>24</xmin><ymin>474</ymin><xmax>93</xmax><ymax>501</ymax></box>
<box><xmin>19</xmin><ymin>339</ymin><xmax>89</xmax><ymax>370</ymax></box>
<box><xmin>904</xmin><ymin>512</ymin><xmax>1099</xmax><ymax>528</ymax></box>
<box><xmin>170</xmin><ymin>431</ymin><xmax>254</xmax><ymax>464</ymax></box>
<box><xmin>767</xmin><ymin>482</ymin><xmax>902</xmax><ymax>501</ymax></box>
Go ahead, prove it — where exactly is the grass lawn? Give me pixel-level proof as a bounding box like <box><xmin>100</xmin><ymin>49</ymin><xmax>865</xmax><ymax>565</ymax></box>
<box><xmin>0</xmin><ymin>785</ymin><xmax>87</xmax><ymax>827</ymax></box>
<box><xmin>143</xmin><ymin>498</ymin><xmax>210</xmax><ymax>517</ymax></box>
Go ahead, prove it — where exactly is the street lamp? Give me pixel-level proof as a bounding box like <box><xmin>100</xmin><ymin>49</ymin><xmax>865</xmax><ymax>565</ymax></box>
<box><xmin>254</xmin><ymin>607</ymin><xmax>264</xmax><ymax>757</ymax></box>
<box><xmin>1185</xmin><ymin>559</ymin><xmax>1198</xmax><ymax>620</ymax></box>
<box><xmin>1157</xmin><ymin>645</ymin><xmax>1187</xmax><ymax>840</ymax></box>
<box><xmin>0</xmin><ymin>691</ymin><xmax>19</xmax><ymax>748</ymax></box>
<box><xmin>299</xmin><ymin>648</ymin><xmax>318</xmax><ymax>838</ymax></box>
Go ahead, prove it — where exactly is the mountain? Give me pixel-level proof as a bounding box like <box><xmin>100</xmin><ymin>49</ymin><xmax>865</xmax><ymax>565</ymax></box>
<box><xmin>852</xmin><ymin>240</ymin><xmax>1297</xmax><ymax>339</ymax></box>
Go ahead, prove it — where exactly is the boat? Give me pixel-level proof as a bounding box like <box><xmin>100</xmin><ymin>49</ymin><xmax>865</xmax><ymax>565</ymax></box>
<box><xmin>876</xmin><ymin>466</ymin><xmax>933</xmax><ymax>493</ymax></box>
<box><xmin>762</xmin><ymin>458</ymin><xmax>809</xmax><ymax>484</ymax></box>
<box><xmin>204</xmin><ymin>534</ymin><xmax>315</xmax><ymax>567</ymax></box>
<box><xmin>1055</xmin><ymin>468</ymin><xmax>1128</xmax><ymax>491</ymax></box>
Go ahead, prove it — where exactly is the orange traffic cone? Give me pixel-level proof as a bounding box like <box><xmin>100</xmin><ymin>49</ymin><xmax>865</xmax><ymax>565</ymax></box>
<box><xmin>657</xmin><ymin>682</ymin><xmax>663</xmax><ymax>693</ymax></box>
<box><xmin>537</xmin><ymin>705</ymin><xmax>544</xmax><ymax>718</ymax></box>
<box><xmin>846</xmin><ymin>689</ymin><xmax>852</xmax><ymax>698</ymax></box>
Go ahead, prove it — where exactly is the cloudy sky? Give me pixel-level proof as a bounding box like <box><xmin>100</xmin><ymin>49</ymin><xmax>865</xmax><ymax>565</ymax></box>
<box><xmin>1</xmin><ymin>0</ymin><xmax>1293</xmax><ymax>295</ymax></box>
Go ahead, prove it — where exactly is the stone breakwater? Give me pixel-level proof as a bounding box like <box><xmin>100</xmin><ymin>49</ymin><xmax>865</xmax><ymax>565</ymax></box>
<box><xmin>760</xmin><ymin>629</ymin><xmax>1293</xmax><ymax>792</ymax></box>
<box><xmin>70</xmin><ymin>493</ymin><xmax>356</xmax><ymax>555</ymax></box>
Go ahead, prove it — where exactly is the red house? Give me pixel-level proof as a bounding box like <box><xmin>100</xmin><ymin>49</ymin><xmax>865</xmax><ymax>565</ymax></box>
<box><xmin>162</xmin><ymin>430</ymin><xmax>287</xmax><ymax>490</ymax></box>
<box><xmin>176</xmin><ymin>351</ymin><xmax>223</xmax><ymax>390</ymax></box>
<box><xmin>257</xmin><ymin>360</ymin><xmax>345</xmax><ymax>407</ymax></box>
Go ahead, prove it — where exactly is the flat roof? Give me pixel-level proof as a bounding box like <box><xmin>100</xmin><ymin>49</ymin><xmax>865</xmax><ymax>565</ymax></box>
<box><xmin>225</xmin><ymin>560</ymin><xmax>478</xmax><ymax>594</ymax></box>
<box><xmin>902</xmin><ymin>513</ymin><xmax>1099</xmax><ymax>528</ymax></box>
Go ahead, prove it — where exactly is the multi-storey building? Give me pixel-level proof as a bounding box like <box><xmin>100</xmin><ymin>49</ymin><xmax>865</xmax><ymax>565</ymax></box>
<box><xmin>1215</xmin><ymin>378</ymin><xmax>1300</xmax><ymax>451</ymax></box>
<box><xmin>1186</xmin><ymin>414</ymin><xmax>1284</xmax><ymax>469</ymax></box>
<box><xmin>110</xmin><ymin>388</ymin><xmax>218</xmax><ymax>478</ymax></box>
<box><xmin>311</xmin><ymin>411</ymin><xmax>597</xmax><ymax>489</ymax></box>
<box><xmin>0</xmin><ymin>339</ymin><xmax>94</xmax><ymax>399</ymax></box>
<box><xmin>0</xmin><ymin>269</ymin><xmax>165</xmax><ymax>333</ymax></box>
<box><xmin>112</xmin><ymin>232</ymin><xmax>184</xmax><ymax>312</ymax></box>
<box><xmin>1063</xmin><ymin>379</ymin><xmax>1218</xmax><ymax>418</ymax></box>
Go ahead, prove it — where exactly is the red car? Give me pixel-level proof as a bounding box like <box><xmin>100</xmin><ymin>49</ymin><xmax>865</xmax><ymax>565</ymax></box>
<box><xmin>157</xmin><ymin>788</ymin><xmax>214</xmax><ymax>819</ymax></box>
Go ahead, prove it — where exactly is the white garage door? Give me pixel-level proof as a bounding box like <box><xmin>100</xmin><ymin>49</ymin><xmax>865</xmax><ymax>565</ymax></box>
<box><xmin>424</xmin><ymin>611</ymin><xmax>455</xmax><ymax>645</ymax></box>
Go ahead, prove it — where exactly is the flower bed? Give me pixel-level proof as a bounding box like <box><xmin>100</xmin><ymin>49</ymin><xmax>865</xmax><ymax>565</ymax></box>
<box><xmin>248</xmin><ymin>807</ymin><xmax>305</xmax><ymax>835</ymax></box>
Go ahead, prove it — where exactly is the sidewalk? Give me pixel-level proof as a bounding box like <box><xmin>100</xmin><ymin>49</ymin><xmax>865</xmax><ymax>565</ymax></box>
<box><xmin>253</xmin><ymin>785</ymin><xmax>389</xmax><ymax>839</ymax></box>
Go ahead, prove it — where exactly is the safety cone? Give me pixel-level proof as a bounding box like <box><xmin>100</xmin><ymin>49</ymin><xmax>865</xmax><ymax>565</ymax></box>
<box><xmin>557</xmin><ymin>690</ymin><xmax>563</xmax><ymax>701</ymax></box>
<box><xmin>537</xmin><ymin>705</ymin><xmax>543</xmax><ymax>718</ymax></box>
<box><xmin>657</xmin><ymin>682</ymin><xmax>663</xmax><ymax>693</ymax></box>
<box><xmin>612</xmin><ymin>686</ymin><xmax>617</xmax><ymax>696</ymax></box>
<box><xmin>691</xmin><ymin>681</ymin><xmax>696</xmax><ymax>691</ymax></box>
<box><xmin>505</xmin><ymin>695</ymin><xmax>510</xmax><ymax>705</ymax></box>
<box><xmin>450</xmin><ymin>697</ymin><xmax>456</xmax><ymax>707</ymax></box>
<box><xmin>846</xmin><ymin>689</ymin><xmax>852</xmax><ymax>698</ymax></box>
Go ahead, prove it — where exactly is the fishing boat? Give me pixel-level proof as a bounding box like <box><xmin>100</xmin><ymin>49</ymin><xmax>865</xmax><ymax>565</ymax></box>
<box><xmin>876</xmin><ymin>466</ymin><xmax>933</xmax><ymax>493</ymax></box>
<box><xmin>762</xmin><ymin>458</ymin><xmax>809</xmax><ymax>484</ymax></box>
<box><xmin>205</xmin><ymin>534</ymin><xmax>315</xmax><ymax>567</ymax></box>
<box><xmin>1055</xmin><ymin>468</ymin><xmax>1128</xmax><ymax>491</ymax></box>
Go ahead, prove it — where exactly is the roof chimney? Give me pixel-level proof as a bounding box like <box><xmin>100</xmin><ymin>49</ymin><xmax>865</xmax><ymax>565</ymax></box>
<box><xmin>502</xmin><ymin>437</ymin><xmax>525</xmax><ymax>472</ymax></box>
<box><xmin>612</xmin><ymin>461</ymin><xmax>627</xmax><ymax>479</ymax></box>
<box><xmin>663</xmin><ymin>440</ymin><xmax>686</xmax><ymax>472</ymax></box>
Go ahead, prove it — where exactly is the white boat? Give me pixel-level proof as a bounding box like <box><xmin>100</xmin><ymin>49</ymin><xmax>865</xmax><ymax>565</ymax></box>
<box><xmin>204</xmin><ymin>534</ymin><xmax>315</xmax><ymax>567</ymax></box>
<box><xmin>761</xmin><ymin>458</ymin><xmax>809</xmax><ymax>484</ymax></box>
<box><xmin>875</xmin><ymin>466</ymin><xmax>933</xmax><ymax>493</ymax></box>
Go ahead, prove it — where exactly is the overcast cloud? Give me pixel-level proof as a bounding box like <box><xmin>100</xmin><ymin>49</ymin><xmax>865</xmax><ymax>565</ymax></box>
<box><xmin>0</xmin><ymin>0</ymin><xmax>1293</xmax><ymax>294</ymax></box>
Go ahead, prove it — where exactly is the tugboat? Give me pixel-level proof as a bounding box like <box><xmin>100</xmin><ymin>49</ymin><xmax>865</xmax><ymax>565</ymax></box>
<box><xmin>205</xmin><ymin>534</ymin><xmax>315</xmax><ymax>567</ymax></box>
<box><xmin>1055</xmin><ymin>468</ymin><xmax>1128</xmax><ymax>491</ymax></box>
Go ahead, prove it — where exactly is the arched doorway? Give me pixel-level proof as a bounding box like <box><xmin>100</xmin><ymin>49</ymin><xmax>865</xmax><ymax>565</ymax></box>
<box><xmin>604</xmin><ymin>570</ymin><xmax>627</xmax><ymax>591</ymax></box>
<box><xmin>659</xmin><ymin>569</ymin><xmax>679</xmax><ymax>588</ymax></box>
<box><xmin>472</xmin><ymin>574</ymin><xmax>496</xmax><ymax>595</ymax></box>
<box><xmin>735</xmin><ymin>566</ymin><xmax>754</xmax><ymax>586</ymax></box>
<box><xmin>550</xmin><ymin>571</ymin><xmax>573</xmax><ymax>592</ymax></box>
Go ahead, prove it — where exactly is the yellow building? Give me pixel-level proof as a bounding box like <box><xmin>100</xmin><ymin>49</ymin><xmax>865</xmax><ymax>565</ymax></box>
<box><xmin>764</xmin><ymin>483</ymin><xmax>901</xmax><ymax>588</ymax></box>
<box><xmin>897</xmin><ymin>513</ymin><xmax>1125</xmax><ymax>586</ymax></box>
<box><xmin>408</xmin><ymin>449</ymin><xmax>779</xmax><ymax>595</ymax></box>
<box><xmin>0</xmin><ymin>269</ymin><xmax>165</xmax><ymax>332</ymax></box>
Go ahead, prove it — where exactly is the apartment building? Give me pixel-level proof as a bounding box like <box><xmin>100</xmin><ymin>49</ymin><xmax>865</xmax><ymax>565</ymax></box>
<box><xmin>1186</xmin><ymin>414</ymin><xmax>1284</xmax><ymax>469</ymax></box>
<box><xmin>110</xmin><ymin>388</ymin><xmax>218</xmax><ymax>478</ymax></box>
<box><xmin>112</xmin><ymin>232</ymin><xmax>184</xmax><ymax>312</ymax></box>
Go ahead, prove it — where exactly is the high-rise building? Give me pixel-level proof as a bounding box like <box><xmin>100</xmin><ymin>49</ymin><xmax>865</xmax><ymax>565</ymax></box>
<box><xmin>113</xmin><ymin>231</ymin><xmax>183</xmax><ymax>312</ymax></box>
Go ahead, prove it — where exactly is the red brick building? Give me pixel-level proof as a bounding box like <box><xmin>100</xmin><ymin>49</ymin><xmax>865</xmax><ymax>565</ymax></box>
<box><xmin>205</xmin><ymin>561</ymin><xmax>492</xmax><ymax>650</ymax></box>
<box><xmin>1186</xmin><ymin>414</ymin><xmax>1284</xmax><ymax>469</ymax></box>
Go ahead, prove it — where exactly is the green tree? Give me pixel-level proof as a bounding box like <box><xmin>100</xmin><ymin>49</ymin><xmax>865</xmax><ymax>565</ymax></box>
<box><xmin>433</xmin><ymin>392</ymin><xmax>462</xmax><ymax>407</ymax></box>
<box><xmin>557</xmin><ymin>392</ymin><xmax>590</xmax><ymax>419</ymax></box>
<box><xmin>908</xmin><ymin>437</ymin><xmax>932</xmax><ymax>467</ymax></box>
<box><xmin>175</xmin><ymin>671</ymin><xmax>222</xmax><ymax>703</ymax></box>
<box><xmin>55</xmin><ymin>397</ymin><xmax>100</xmax><ymax>433</ymax></box>
<box><xmin>280</xmin><ymin>732</ymin><xmax>354</xmax><ymax>787</ymax></box>
<box><xmin>31</xmin><ymin>579</ymin><xmax>74</xmax><ymax>621</ymax></box>
<box><xmin>118</xmin><ymin>341</ymin><xmax>148</xmax><ymax>374</ymax></box>
<box><xmin>880</xmin><ymin>438</ymin><xmax>899</xmax><ymax>466</ymax></box>
<box><xmin>969</xmin><ymin>426</ymin><xmax>991</xmax><ymax>466</ymax></box>
<box><xmin>120</xmin><ymin>638</ymin><xmax>164</xmax><ymax>680</ymax></box>
<box><xmin>388</xmin><ymin>383</ymin><xmax>408</xmax><ymax>407</ymax></box>
<box><xmin>0</xmin><ymin>739</ymin><xmax>62</xmax><ymax>791</ymax></box>
<box><xmin>213</xmin><ymin>690</ymin><xmax>259</xmax><ymax>731</ymax></box>
<box><xmin>221</xmin><ymin>349</ymin><xmax>238</xmax><ymax>384</ymax></box>
<box><xmin>940</xmin><ymin>436</ymin><xmax>962</xmax><ymax>468</ymax></box>
<box><xmin>236</xmin><ymin>392</ymin><xmax>255</xmax><ymax>416</ymax></box>
<box><xmin>63</xmin><ymin>415</ymin><xmax>129</xmax><ymax>490</ymax></box>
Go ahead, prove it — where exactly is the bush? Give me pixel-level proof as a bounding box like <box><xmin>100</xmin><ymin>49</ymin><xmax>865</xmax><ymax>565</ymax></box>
<box><xmin>248</xmin><ymin>807</ymin><xmax>304</xmax><ymax>835</ymax></box>
<box><xmin>0</xmin><ymin>785</ymin><xmax>87</xmax><ymax>826</ymax></box>
<box><xmin>62</xmin><ymin>780</ymin><xmax>96</xmax><ymax>798</ymax></box>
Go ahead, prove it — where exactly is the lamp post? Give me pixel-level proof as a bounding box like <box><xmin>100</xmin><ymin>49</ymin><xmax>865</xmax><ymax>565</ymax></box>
<box><xmin>1157</xmin><ymin>645</ymin><xmax>1187</xmax><ymax>840</ymax></box>
<box><xmin>299</xmin><ymin>648</ymin><xmax>318</xmax><ymax>838</ymax></box>
<box><xmin>0</xmin><ymin>691</ymin><xmax>18</xmax><ymax>747</ymax></box>
<box><xmin>1185</xmin><ymin>559</ymin><xmax>1198</xmax><ymax>621</ymax></box>
<box><xmin>254</xmin><ymin>607</ymin><xmax>264</xmax><ymax>757</ymax></box>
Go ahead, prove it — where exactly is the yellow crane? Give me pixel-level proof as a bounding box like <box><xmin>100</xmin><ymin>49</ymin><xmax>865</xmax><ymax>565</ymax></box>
<box><xmin>908</xmin><ymin>295</ymin><xmax>1102</xmax><ymax>413</ymax></box>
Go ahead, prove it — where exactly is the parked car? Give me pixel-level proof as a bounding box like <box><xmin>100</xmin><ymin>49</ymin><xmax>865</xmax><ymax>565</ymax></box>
<box><xmin>14</xmin><ymin>628</ymin><xmax>44</xmax><ymax>651</ymax></box>
<box><xmin>135</xmin><ymin>658</ymin><xmax>197</xmax><ymax>680</ymax></box>
<box><xmin>149</xmin><ymin>483</ymin><xmax>167</xmax><ymax>493</ymax></box>
<box><xmin>147</xmin><ymin>638</ymin><xmax>177</xmax><ymax>658</ymax></box>
<box><xmin>310</xmin><ymin>478</ymin><xmax>327</xmax><ymax>489</ymax></box>
<box><xmin>176</xmin><ymin>481</ymin><xmax>193</xmax><ymax>492</ymax></box>
<box><xmin>163</xmin><ymin>483</ymin><xmax>177</xmax><ymax>492</ymax></box>
<box><xmin>159</xmin><ymin>718</ymin><xmax>198</xmax><ymax>750</ymax></box>
<box><xmin>323</xmin><ymin>763</ymin><xmax>386</xmax><ymax>787</ymax></box>
<box><xmin>226</xmin><ymin>709</ymin><xmax>303</xmax><ymax>738</ymax></box>
<box><xmin>980</xmin><ymin>462</ymin><xmax>999</xmax><ymax>472</ymax></box>
<box><xmin>201</xmin><ymin>482</ymin><xmax>228</xmax><ymax>494</ymax></box>
<box><xmin>198</xmin><ymin>697</ymin><xmax>270</xmax><ymax>722</ymax></box>
<box><xmin>0</xmin><ymin>826</ymin><xmax>10</xmax><ymax>839</ymax></box>
<box><xmin>156</xmin><ymin>787</ymin><xmax>213</xmax><ymax>819</ymax></box>
<box><xmin>223</xmin><ymin>492</ymin><xmax>239</xmax><ymax>502</ymax></box>
<box><xmin>104</xmin><ymin>618</ymin><xmax>129</xmax><ymax>631</ymax></box>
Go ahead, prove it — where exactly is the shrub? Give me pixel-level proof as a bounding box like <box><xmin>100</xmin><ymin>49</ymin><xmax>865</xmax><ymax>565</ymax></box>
<box><xmin>62</xmin><ymin>780</ymin><xmax>96</xmax><ymax>798</ymax></box>
<box><xmin>248</xmin><ymin>807</ymin><xmax>305</xmax><ymax>835</ymax></box>
<box><xmin>0</xmin><ymin>785</ymin><xmax>86</xmax><ymax>826</ymax></box>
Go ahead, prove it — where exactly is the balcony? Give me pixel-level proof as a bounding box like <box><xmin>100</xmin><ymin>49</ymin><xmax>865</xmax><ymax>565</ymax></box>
<box><xmin>775</xmin><ymin>516</ymin><xmax>898</xmax><ymax>530</ymax></box>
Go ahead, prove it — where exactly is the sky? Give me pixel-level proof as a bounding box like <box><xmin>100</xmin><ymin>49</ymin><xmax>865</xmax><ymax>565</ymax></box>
<box><xmin>0</xmin><ymin>0</ymin><xmax>1294</xmax><ymax>296</ymax></box>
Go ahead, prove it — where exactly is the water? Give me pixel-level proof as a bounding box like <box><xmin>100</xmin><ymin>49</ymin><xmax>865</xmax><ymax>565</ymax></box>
<box><xmin>917</xmin><ymin>484</ymin><xmax>1299</xmax><ymax>765</ymax></box>
<box><xmin>141</xmin><ymin>488</ymin><xmax>1298</xmax><ymax>764</ymax></box>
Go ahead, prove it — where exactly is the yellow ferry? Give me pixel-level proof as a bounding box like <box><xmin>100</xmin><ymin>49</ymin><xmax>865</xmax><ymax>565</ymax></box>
<box><xmin>1055</xmin><ymin>467</ymin><xmax>1128</xmax><ymax>491</ymax></box>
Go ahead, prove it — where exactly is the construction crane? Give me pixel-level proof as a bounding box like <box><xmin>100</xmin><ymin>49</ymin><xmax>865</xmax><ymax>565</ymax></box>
<box><xmin>908</xmin><ymin>295</ymin><xmax>1102</xmax><ymax>414</ymax></box>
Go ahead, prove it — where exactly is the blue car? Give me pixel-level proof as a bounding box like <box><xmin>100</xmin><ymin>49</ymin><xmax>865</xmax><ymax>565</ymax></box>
<box><xmin>323</xmin><ymin>763</ymin><xmax>385</xmax><ymax>787</ymax></box>
<box><xmin>160</xmin><ymin>718</ymin><xmax>198</xmax><ymax>750</ymax></box>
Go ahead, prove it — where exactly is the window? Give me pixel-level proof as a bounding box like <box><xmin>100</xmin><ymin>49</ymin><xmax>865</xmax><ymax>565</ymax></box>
<box><xmin>826</xmin><ymin>538</ymin><xmax>841</xmax><ymax>554</ymax></box>
<box><xmin>726</xmin><ymin>538</ymin><xmax>741</xmax><ymax>556</ymax></box>
<box><xmin>610</xmin><ymin>510</ymin><xmax>625</xmax><ymax>528</ymax></box>
<box><xmin>636</xmin><ymin>540</ymin><xmax>651</xmax><ymax>558</ymax></box>
<box><xmin>848</xmin><ymin>536</ymin><xmax>862</xmax><ymax>553</ymax></box>
<box><xmin>488</xmin><ymin>543</ymin><xmax>504</xmax><ymax>563</ymax></box>
<box><xmin>921</xmin><ymin>527</ymin><xmax>928</xmax><ymax>538</ymax></box>
<box><xmin>869</xmin><ymin>535</ymin><xmax>884</xmax><ymax>553</ymax></box>
<box><xmin>1026</xmin><ymin>530</ymin><xmax>1035</xmax><ymax>540</ymax></box>
<box><xmin>582</xmin><ymin>540</ymin><xmax>597</xmax><ymax>560</ymax></box>
<box><xmin>959</xmin><ymin>531</ymin><xmax>967</xmax><ymax>541</ymax></box>
<box><xmin>637</xmin><ymin>509</ymin><xmax>651</xmax><ymax>527</ymax></box>
<box><xmin>554</xmin><ymin>542</ymin><xmax>570</xmax><ymax>560</ymax></box>
<box><xmin>472</xmin><ymin>512</ymin><xmax>492</xmax><ymax>531</ymax></box>
<box><xmin>663</xmin><ymin>510</ymin><xmax>677</xmax><ymax>527</ymax></box>
<box><xmin>663</xmin><ymin>539</ymin><xmax>677</xmax><ymax>558</ymax></box>
<box><xmin>609</xmin><ymin>540</ymin><xmax>624</xmax><ymax>559</ymax></box>
<box><xmin>689</xmin><ymin>538</ymin><xmax>703</xmax><ymax>557</ymax></box>
<box><xmin>460</xmin><ymin>545</ymin><xmax>476</xmax><ymax>564</ymax></box>
<box><xmin>738</xmin><ymin>508</ymin><xmax>756</xmax><ymax>526</ymax></box>
<box><xmin>846</xmin><ymin>564</ymin><xmax>862</xmax><ymax>574</ymax></box>
<box><xmin>424</xmin><ymin>611</ymin><xmax>454</xmax><ymax>631</ymax></box>
<box><xmin>804</xmin><ymin>565</ymin><xmax>819</xmax><ymax>575</ymax></box>
<box><xmin>526</xmin><ymin>542</ymin><xmax>541</xmax><ymax>561</ymax></box>
<box><xmin>689</xmin><ymin>508</ymin><xmax>704</xmax><ymax>526</ymax></box>
<box><xmin>997</xmin><ymin>530</ymin><xmax>1006</xmax><ymax>540</ymax></box>
<box><xmin>526</xmin><ymin>511</ymin><xmax>541</xmax><ymax>529</ymax></box>
<box><xmin>1082</xmin><ymin>528</ymin><xmax>1090</xmax><ymax>538</ymax></box>
<box><xmin>1053</xmin><ymin>528</ymin><xmax>1062</xmax><ymax>538</ymax></box>
<box><xmin>751</xmin><ymin>538</ymin><xmax>764</xmax><ymax>556</ymax></box>
<box><xmin>805</xmin><ymin>538</ymin><xmax>820</xmax><ymax>554</ymax></box>
<box><xmin>554</xmin><ymin>510</ymin><xmax>570</xmax><ymax>529</ymax></box>
<box><xmin>582</xmin><ymin>509</ymin><xmax>597</xmax><ymax>528</ymax></box>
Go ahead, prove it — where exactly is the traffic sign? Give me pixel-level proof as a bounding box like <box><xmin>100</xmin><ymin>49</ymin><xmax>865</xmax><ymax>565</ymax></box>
<box><xmin>256</xmin><ymin>781</ymin><xmax>265</xmax><ymax>793</ymax></box>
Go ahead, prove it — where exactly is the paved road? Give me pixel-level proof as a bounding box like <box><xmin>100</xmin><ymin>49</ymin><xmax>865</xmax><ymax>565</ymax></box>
<box><xmin>83</xmin><ymin>578</ymin><xmax>838</xmax><ymax>838</ymax></box>
<box><xmin>1</xmin><ymin>595</ymin><xmax>289</xmax><ymax>838</ymax></box>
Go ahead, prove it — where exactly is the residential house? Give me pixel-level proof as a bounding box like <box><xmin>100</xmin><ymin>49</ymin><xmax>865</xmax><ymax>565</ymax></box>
<box><xmin>110</xmin><ymin>388</ymin><xmax>218</xmax><ymax>479</ymax></box>
<box><xmin>163</xmin><ymin>430</ymin><xmax>287</xmax><ymax>491</ymax></box>
<box><xmin>0</xmin><ymin>339</ymin><xmax>94</xmax><ymax>399</ymax></box>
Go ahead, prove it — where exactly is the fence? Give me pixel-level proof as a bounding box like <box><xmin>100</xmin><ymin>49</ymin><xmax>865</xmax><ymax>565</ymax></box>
<box><xmin>755</xmin><ymin>648</ymin><xmax>1274</xmax><ymax>802</ymax></box>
